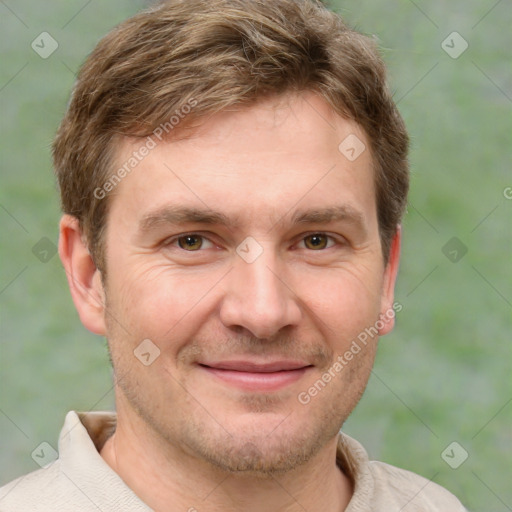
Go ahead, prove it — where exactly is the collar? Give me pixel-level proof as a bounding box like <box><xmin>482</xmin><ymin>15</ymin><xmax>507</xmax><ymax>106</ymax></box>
<box><xmin>62</xmin><ymin>410</ymin><xmax>373</xmax><ymax>510</ymax></box>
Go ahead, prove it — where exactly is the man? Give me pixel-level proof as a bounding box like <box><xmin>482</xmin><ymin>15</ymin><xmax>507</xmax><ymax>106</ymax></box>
<box><xmin>0</xmin><ymin>0</ymin><xmax>466</xmax><ymax>510</ymax></box>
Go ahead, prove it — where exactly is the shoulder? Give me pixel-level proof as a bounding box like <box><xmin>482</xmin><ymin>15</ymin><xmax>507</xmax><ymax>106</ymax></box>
<box><xmin>0</xmin><ymin>411</ymin><xmax>103</xmax><ymax>511</ymax></box>
<box><xmin>368</xmin><ymin>460</ymin><xmax>467</xmax><ymax>511</ymax></box>
<box><xmin>0</xmin><ymin>411</ymin><xmax>149</xmax><ymax>512</ymax></box>
<box><xmin>0</xmin><ymin>461</ymin><xmax>81</xmax><ymax>511</ymax></box>
<box><xmin>337</xmin><ymin>433</ymin><xmax>467</xmax><ymax>511</ymax></box>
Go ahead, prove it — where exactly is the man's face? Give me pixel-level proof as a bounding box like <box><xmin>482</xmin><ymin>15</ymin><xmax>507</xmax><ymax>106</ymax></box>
<box><xmin>99</xmin><ymin>93</ymin><xmax>398</xmax><ymax>474</ymax></box>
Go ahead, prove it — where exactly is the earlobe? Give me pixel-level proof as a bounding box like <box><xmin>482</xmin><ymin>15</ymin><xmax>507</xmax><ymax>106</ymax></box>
<box><xmin>58</xmin><ymin>214</ymin><xmax>107</xmax><ymax>335</ymax></box>
<box><xmin>378</xmin><ymin>227</ymin><xmax>402</xmax><ymax>336</ymax></box>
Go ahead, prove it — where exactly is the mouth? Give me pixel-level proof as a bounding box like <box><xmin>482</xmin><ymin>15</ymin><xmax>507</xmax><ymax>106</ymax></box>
<box><xmin>197</xmin><ymin>360</ymin><xmax>313</xmax><ymax>392</ymax></box>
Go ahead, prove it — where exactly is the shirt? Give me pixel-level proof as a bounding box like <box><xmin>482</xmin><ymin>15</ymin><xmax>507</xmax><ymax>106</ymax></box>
<box><xmin>0</xmin><ymin>411</ymin><xmax>467</xmax><ymax>511</ymax></box>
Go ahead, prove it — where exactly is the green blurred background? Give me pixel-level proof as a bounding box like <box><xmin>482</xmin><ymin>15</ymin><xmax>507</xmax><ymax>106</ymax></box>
<box><xmin>0</xmin><ymin>1</ymin><xmax>510</xmax><ymax>510</ymax></box>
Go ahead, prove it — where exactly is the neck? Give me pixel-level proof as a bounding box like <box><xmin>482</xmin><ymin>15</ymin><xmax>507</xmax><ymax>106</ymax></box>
<box><xmin>100</xmin><ymin>407</ymin><xmax>353</xmax><ymax>512</ymax></box>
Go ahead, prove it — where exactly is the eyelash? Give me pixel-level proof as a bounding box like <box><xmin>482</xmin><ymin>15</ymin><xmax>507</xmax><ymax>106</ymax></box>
<box><xmin>164</xmin><ymin>232</ymin><xmax>343</xmax><ymax>251</ymax></box>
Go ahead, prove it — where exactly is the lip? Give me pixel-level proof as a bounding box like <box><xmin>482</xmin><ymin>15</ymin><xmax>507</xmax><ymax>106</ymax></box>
<box><xmin>198</xmin><ymin>360</ymin><xmax>312</xmax><ymax>392</ymax></box>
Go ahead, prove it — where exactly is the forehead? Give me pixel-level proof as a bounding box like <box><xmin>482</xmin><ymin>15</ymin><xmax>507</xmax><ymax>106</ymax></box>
<box><xmin>106</xmin><ymin>93</ymin><xmax>376</xmax><ymax>232</ymax></box>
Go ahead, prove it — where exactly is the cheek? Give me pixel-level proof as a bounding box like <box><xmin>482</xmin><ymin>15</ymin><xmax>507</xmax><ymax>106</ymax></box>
<box><xmin>297</xmin><ymin>267</ymin><xmax>383</xmax><ymax>344</ymax></box>
<box><xmin>108</xmin><ymin>262</ymin><xmax>224</xmax><ymax>341</ymax></box>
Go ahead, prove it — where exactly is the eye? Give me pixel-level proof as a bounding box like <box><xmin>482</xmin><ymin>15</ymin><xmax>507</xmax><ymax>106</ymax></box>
<box><xmin>300</xmin><ymin>233</ymin><xmax>337</xmax><ymax>250</ymax></box>
<box><xmin>171</xmin><ymin>234</ymin><xmax>215</xmax><ymax>251</ymax></box>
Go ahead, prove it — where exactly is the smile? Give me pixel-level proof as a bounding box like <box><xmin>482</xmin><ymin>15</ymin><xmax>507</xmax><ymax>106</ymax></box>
<box><xmin>198</xmin><ymin>361</ymin><xmax>313</xmax><ymax>392</ymax></box>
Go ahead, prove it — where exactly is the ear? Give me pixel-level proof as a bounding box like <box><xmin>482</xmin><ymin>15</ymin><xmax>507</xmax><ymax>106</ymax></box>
<box><xmin>377</xmin><ymin>226</ymin><xmax>402</xmax><ymax>336</ymax></box>
<box><xmin>58</xmin><ymin>214</ymin><xmax>106</xmax><ymax>335</ymax></box>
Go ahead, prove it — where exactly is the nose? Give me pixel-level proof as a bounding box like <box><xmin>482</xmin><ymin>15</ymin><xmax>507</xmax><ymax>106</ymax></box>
<box><xmin>219</xmin><ymin>248</ymin><xmax>302</xmax><ymax>339</ymax></box>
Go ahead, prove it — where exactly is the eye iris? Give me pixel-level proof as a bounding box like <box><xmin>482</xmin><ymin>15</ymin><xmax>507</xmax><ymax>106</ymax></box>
<box><xmin>305</xmin><ymin>234</ymin><xmax>327</xmax><ymax>250</ymax></box>
<box><xmin>178</xmin><ymin>235</ymin><xmax>202</xmax><ymax>250</ymax></box>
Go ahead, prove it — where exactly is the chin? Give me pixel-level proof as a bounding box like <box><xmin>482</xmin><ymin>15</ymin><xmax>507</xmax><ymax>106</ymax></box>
<box><xmin>175</xmin><ymin>405</ymin><xmax>344</xmax><ymax>476</ymax></box>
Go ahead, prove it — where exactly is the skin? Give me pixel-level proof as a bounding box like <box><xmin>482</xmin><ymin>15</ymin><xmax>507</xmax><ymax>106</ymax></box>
<box><xmin>59</xmin><ymin>92</ymin><xmax>400</xmax><ymax>512</ymax></box>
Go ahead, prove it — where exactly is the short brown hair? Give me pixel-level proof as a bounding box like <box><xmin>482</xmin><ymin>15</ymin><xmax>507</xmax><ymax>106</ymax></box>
<box><xmin>53</xmin><ymin>0</ymin><xmax>409</xmax><ymax>271</ymax></box>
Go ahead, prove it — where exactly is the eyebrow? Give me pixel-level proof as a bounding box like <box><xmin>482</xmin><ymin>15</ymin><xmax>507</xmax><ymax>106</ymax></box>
<box><xmin>291</xmin><ymin>205</ymin><xmax>365</xmax><ymax>229</ymax></box>
<box><xmin>139</xmin><ymin>206</ymin><xmax>238</xmax><ymax>233</ymax></box>
<box><xmin>138</xmin><ymin>204</ymin><xmax>367</xmax><ymax>235</ymax></box>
